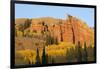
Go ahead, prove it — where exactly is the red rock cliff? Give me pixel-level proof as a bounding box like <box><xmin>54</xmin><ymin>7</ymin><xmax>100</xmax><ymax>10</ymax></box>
<box><xmin>15</xmin><ymin>15</ymin><xmax>94</xmax><ymax>46</ymax></box>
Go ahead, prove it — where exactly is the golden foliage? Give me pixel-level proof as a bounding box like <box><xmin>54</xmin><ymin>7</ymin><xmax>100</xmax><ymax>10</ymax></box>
<box><xmin>16</xmin><ymin>50</ymin><xmax>36</xmax><ymax>64</ymax></box>
<box><xmin>16</xmin><ymin>30</ymin><xmax>23</xmax><ymax>37</ymax></box>
<box><xmin>15</xmin><ymin>42</ymin><xmax>95</xmax><ymax>65</ymax></box>
<box><xmin>46</xmin><ymin>42</ymin><xmax>75</xmax><ymax>57</ymax></box>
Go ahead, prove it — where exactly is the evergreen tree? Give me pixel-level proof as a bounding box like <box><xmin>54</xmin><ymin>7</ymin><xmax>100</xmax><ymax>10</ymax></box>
<box><xmin>42</xmin><ymin>47</ymin><xmax>47</xmax><ymax>65</ymax></box>
<box><xmin>35</xmin><ymin>48</ymin><xmax>41</xmax><ymax>65</ymax></box>
<box><xmin>66</xmin><ymin>49</ymin><xmax>72</xmax><ymax>62</ymax></box>
<box><xmin>89</xmin><ymin>43</ymin><xmax>95</xmax><ymax>61</ymax></box>
<box><xmin>51</xmin><ymin>58</ymin><xmax>55</xmax><ymax>64</ymax></box>
<box><xmin>46</xmin><ymin>54</ymin><xmax>48</xmax><ymax>64</ymax></box>
<box><xmin>46</xmin><ymin>34</ymin><xmax>59</xmax><ymax>45</ymax></box>
<box><xmin>18</xmin><ymin>19</ymin><xmax>31</xmax><ymax>37</ymax></box>
<box><xmin>24</xmin><ymin>19</ymin><xmax>31</xmax><ymax>29</ymax></box>
<box><xmin>18</xmin><ymin>24</ymin><xmax>24</xmax><ymax>36</ymax></box>
<box><xmin>66</xmin><ymin>48</ymin><xmax>76</xmax><ymax>62</ymax></box>
<box><xmin>77</xmin><ymin>41</ymin><xmax>82</xmax><ymax>62</ymax></box>
<box><xmin>83</xmin><ymin>42</ymin><xmax>88</xmax><ymax>61</ymax></box>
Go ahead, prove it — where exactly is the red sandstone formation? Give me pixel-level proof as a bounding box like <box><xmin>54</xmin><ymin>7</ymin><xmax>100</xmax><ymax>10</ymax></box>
<box><xmin>15</xmin><ymin>15</ymin><xmax>94</xmax><ymax>45</ymax></box>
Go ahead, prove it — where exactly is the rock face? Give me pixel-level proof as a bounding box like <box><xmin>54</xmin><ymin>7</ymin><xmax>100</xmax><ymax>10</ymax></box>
<box><xmin>15</xmin><ymin>15</ymin><xmax>94</xmax><ymax>46</ymax></box>
<box><xmin>63</xmin><ymin>15</ymin><xmax>94</xmax><ymax>45</ymax></box>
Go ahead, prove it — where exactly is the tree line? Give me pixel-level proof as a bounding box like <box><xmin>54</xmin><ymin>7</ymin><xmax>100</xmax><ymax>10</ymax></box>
<box><xmin>25</xmin><ymin>41</ymin><xmax>94</xmax><ymax>65</ymax></box>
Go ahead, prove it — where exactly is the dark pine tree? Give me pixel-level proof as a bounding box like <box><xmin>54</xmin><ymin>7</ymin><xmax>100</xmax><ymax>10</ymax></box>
<box><xmin>18</xmin><ymin>19</ymin><xmax>31</xmax><ymax>37</ymax></box>
<box><xmin>83</xmin><ymin>42</ymin><xmax>88</xmax><ymax>62</ymax></box>
<box><xmin>51</xmin><ymin>58</ymin><xmax>55</xmax><ymax>64</ymax></box>
<box><xmin>77</xmin><ymin>41</ymin><xmax>82</xmax><ymax>62</ymax></box>
<box><xmin>18</xmin><ymin>24</ymin><xmax>24</xmax><ymax>36</ymax></box>
<box><xmin>42</xmin><ymin>47</ymin><xmax>47</xmax><ymax>65</ymax></box>
<box><xmin>35</xmin><ymin>48</ymin><xmax>41</xmax><ymax>65</ymax></box>
<box><xmin>24</xmin><ymin>19</ymin><xmax>31</xmax><ymax>29</ymax></box>
<box><xmin>46</xmin><ymin>54</ymin><xmax>48</xmax><ymax>64</ymax></box>
<box><xmin>66</xmin><ymin>49</ymin><xmax>72</xmax><ymax>62</ymax></box>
